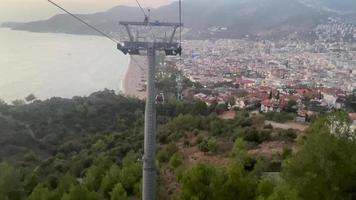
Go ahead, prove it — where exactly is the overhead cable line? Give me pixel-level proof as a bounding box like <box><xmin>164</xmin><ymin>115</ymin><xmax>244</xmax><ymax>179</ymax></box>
<box><xmin>135</xmin><ymin>0</ymin><xmax>148</xmax><ymax>20</ymax></box>
<box><xmin>47</xmin><ymin>0</ymin><xmax>146</xmax><ymax>72</ymax></box>
<box><xmin>47</xmin><ymin>0</ymin><xmax>119</xmax><ymax>44</ymax></box>
<box><xmin>179</xmin><ymin>0</ymin><xmax>182</xmax><ymax>47</ymax></box>
<box><xmin>131</xmin><ymin>56</ymin><xmax>146</xmax><ymax>72</ymax></box>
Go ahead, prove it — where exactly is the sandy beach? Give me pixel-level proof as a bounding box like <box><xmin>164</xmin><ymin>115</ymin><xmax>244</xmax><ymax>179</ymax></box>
<box><xmin>123</xmin><ymin>56</ymin><xmax>147</xmax><ymax>99</ymax></box>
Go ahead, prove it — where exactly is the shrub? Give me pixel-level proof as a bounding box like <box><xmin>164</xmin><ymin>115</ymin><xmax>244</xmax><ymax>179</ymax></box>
<box><xmin>170</xmin><ymin>153</ymin><xmax>183</xmax><ymax>169</ymax></box>
<box><xmin>207</xmin><ymin>137</ymin><xmax>219</xmax><ymax>153</ymax></box>
<box><xmin>198</xmin><ymin>140</ymin><xmax>209</xmax><ymax>152</ymax></box>
<box><xmin>157</xmin><ymin>143</ymin><xmax>179</xmax><ymax>163</ymax></box>
<box><xmin>281</xmin><ymin>148</ymin><xmax>293</xmax><ymax>159</ymax></box>
<box><xmin>277</xmin><ymin>129</ymin><xmax>297</xmax><ymax>142</ymax></box>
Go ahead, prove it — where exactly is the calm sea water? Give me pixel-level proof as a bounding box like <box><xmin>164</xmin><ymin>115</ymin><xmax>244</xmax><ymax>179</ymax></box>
<box><xmin>0</xmin><ymin>28</ymin><xmax>129</xmax><ymax>102</ymax></box>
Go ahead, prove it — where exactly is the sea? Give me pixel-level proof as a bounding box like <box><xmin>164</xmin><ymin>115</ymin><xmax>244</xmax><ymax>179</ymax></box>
<box><xmin>0</xmin><ymin>28</ymin><xmax>129</xmax><ymax>103</ymax></box>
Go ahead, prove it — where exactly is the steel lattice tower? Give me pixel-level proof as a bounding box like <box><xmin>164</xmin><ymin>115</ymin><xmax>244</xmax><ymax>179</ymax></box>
<box><xmin>118</xmin><ymin>21</ymin><xmax>182</xmax><ymax>200</ymax></box>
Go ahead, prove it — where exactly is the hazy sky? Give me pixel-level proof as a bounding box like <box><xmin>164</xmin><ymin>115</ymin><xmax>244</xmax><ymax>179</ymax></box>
<box><xmin>0</xmin><ymin>0</ymin><xmax>173</xmax><ymax>22</ymax></box>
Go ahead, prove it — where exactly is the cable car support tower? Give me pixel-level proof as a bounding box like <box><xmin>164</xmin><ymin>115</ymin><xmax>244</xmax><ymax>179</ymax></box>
<box><xmin>118</xmin><ymin>6</ymin><xmax>183</xmax><ymax>200</ymax></box>
<box><xmin>47</xmin><ymin>0</ymin><xmax>183</xmax><ymax>199</ymax></box>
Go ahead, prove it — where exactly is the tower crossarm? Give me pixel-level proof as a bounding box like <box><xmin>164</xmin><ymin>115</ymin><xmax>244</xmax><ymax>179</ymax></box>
<box><xmin>119</xmin><ymin>21</ymin><xmax>182</xmax><ymax>27</ymax></box>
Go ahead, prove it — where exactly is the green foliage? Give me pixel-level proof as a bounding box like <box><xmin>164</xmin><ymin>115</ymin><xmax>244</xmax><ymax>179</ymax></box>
<box><xmin>61</xmin><ymin>185</ymin><xmax>100</xmax><ymax>200</ymax></box>
<box><xmin>256</xmin><ymin>180</ymin><xmax>274</xmax><ymax>199</ymax></box>
<box><xmin>157</xmin><ymin>143</ymin><xmax>179</xmax><ymax>163</ymax></box>
<box><xmin>207</xmin><ymin>137</ymin><xmax>219</xmax><ymax>153</ymax></box>
<box><xmin>178</xmin><ymin>163</ymin><xmax>258</xmax><ymax>200</ymax></box>
<box><xmin>231</xmin><ymin>138</ymin><xmax>248</xmax><ymax>161</ymax></box>
<box><xmin>170</xmin><ymin>153</ymin><xmax>183</xmax><ymax>169</ymax></box>
<box><xmin>12</xmin><ymin>99</ymin><xmax>26</xmax><ymax>106</ymax></box>
<box><xmin>198</xmin><ymin>140</ymin><xmax>209</xmax><ymax>152</ymax></box>
<box><xmin>27</xmin><ymin>184</ymin><xmax>51</xmax><ymax>200</ymax></box>
<box><xmin>192</xmin><ymin>100</ymin><xmax>208</xmax><ymax>116</ymax></box>
<box><xmin>56</xmin><ymin>174</ymin><xmax>77</xmax><ymax>196</ymax></box>
<box><xmin>0</xmin><ymin>163</ymin><xmax>24</xmax><ymax>200</ymax></box>
<box><xmin>281</xmin><ymin>148</ymin><xmax>292</xmax><ymax>160</ymax></box>
<box><xmin>264</xmin><ymin>184</ymin><xmax>301</xmax><ymax>200</ymax></box>
<box><xmin>119</xmin><ymin>152</ymin><xmax>142</xmax><ymax>195</ymax></box>
<box><xmin>345</xmin><ymin>94</ymin><xmax>356</xmax><ymax>112</ymax></box>
<box><xmin>285</xmin><ymin>101</ymin><xmax>298</xmax><ymax>113</ymax></box>
<box><xmin>265</xmin><ymin>112</ymin><xmax>295</xmax><ymax>123</ymax></box>
<box><xmin>276</xmin><ymin>129</ymin><xmax>297</xmax><ymax>142</ymax></box>
<box><xmin>82</xmin><ymin>166</ymin><xmax>105</xmax><ymax>191</ymax></box>
<box><xmin>110</xmin><ymin>183</ymin><xmax>127</xmax><ymax>200</ymax></box>
<box><xmin>2</xmin><ymin>88</ymin><xmax>356</xmax><ymax>200</ymax></box>
<box><xmin>100</xmin><ymin>165</ymin><xmax>121</xmax><ymax>197</ymax></box>
<box><xmin>214</xmin><ymin>103</ymin><xmax>228</xmax><ymax>115</ymax></box>
<box><xmin>209</xmin><ymin>118</ymin><xmax>225</xmax><ymax>135</ymax></box>
<box><xmin>241</xmin><ymin>128</ymin><xmax>271</xmax><ymax>143</ymax></box>
<box><xmin>282</xmin><ymin>112</ymin><xmax>356</xmax><ymax>199</ymax></box>
<box><xmin>179</xmin><ymin>163</ymin><xmax>217</xmax><ymax>200</ymax></box>
<box><xmin>25</xmin><ymin>94</ymin><xmax>37</xmax><ymax>103</ymax></box>
<box><xmin>166</xmin><ymin>114</ymin><xmax>203</xmax><ymax>133</ymax></box>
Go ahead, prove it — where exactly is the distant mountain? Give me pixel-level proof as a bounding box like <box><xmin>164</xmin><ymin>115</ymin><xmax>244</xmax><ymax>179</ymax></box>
<box><xmin>2</xmin><ymin>0</ymin><xmax>356</xmax><ymax>39</ymax></box>
<box><xmin>298</xmin><ymin>0</ymin><xmax>356</xmax><ymax>13</ymax></box>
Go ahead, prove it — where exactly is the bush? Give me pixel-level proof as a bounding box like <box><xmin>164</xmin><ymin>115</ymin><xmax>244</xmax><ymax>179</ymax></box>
<box><xmin>198</xmin><ymin>140</ymin><xmax>209</xmax><ymax>152</ymax></box>
<box><xmin>170</xmin><ymin>153</ymin><xmax>183</xmax><ymax>169</ymax></box>
<box><xmin>277</xmin><ymin>129</ymin><xmax>297</xmax><ymax>142</ymax></box>
<box><xmin>196</xmin><ymin>134</ymin><xmax>204</xmax><ymax>145</ymax></box>
<box><xmin>157</xmin><ymin>143</ymin><xmax>179</xmax><ymax>163</ymax></box>
<box><xmin>242</xmin><ymin>128</ymin><xmax>270</xmax><ymax>144</ymax></box>
<box><xmin>207</xmin><ymin>138</ymin><xmax>219</xmax><ymax>153</ymax></box>
<box><xmin>265</xmin><ymin>112</ymin><xmax>295</xmax><ymax>123</ymax></box>
<box><xmin>281</xmin><ymin>148</ymin><xmax>293</xmax><ymax>159</ymax></box>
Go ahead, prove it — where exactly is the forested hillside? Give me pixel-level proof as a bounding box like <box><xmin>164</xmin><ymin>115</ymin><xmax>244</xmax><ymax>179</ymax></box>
<box><xmin>0</xmin><ymin>89</ymin><xmax>355</xmax><ymax>200</ymax></box>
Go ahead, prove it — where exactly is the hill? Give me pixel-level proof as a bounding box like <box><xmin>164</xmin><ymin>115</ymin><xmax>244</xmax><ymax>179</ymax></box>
<box><xmin>0</xmin><ymin>90</ymin><xmax>356</xmax><ymax>199</ymax></box>
<box><xmin>3</xmin><ymin>0</ymin><xmax>356</xmax><ymax>39</ymax></box>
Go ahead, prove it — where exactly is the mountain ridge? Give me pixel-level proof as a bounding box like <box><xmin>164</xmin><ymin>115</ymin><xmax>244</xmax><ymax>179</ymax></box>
<box><xmin>2</xmin><ymin>0</ymin><xmax>356</xmax><ymax>39</ymax></box>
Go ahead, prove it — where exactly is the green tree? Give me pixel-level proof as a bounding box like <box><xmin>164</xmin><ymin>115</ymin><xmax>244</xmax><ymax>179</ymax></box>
<box><xmin>120</xmin><ymin>152</ymin><xmax>142</xmax><ymax>195</ymax></box>
<box><xmin>207</xmin><ymin>137</ymin><xmax>219</xmax><ymax>153</ymax></box>
<box><xmin>25</xmin><ymin>94</ymin><xmax>37</xmax><ymax>103</ymax></box>
<box><xmin>192</xmin><ymin>100</ymin><xmax>208</xmax><ymax>115</ymax></box>
<box><xmin>12</xmin><ymin>99</ymin><xmax>26</xmax><ymax>106</ymax></box>
<box><xmin>264</xmin><ymin>184</ymin><xmax>301</xmax><ymax>200</ymax></box>
<box><xmin>82</xmin><ymin>166</ymin><xmax>105</xmax><ymax>191</ymax></box>
<box><xmin>27</xmin><ymin>184</ymin><xmax>51</xmax><ymax>200</ymax></box>
<box><xmin>110</xmin><ymin>183</ymin><xmax>128</xmax><ymax>200</ymax></box>
<box><xmin>170</xmin><ymin>153</ymin><xmax>183</xmax><ymax>169</ymax></box>
<box><xmin>61</xmin><ymin>185</ymin><xmax>100</xmax><ymax>200</ymax></box>
<box><xmin>256</xmin><ymin>180</ymin><xmax>274</xmax><ymax>199</ymax></box>
<box><xmin>214</xmin><ymin>163</ymin><xmax>257</xmax><ymax>200</ymax></box>
<box><xmin>23</xmin><ymin>172</ymin><xmax>39</xmax><ymax>195</ymax></box>
<box><xmin>285</xmin><ymin>100</ymin><xmax>298</xmax><ymax>113</ymax></box>
<box><xmin>56</xmin><ymin>174</ymin><xmax>77</xmax><ymax>196</ymax></box>
<box><xmin>231</xmin><ymin>138</ymin><xmax>249</xmax><ymax>164</ymax></box>
<box><xmin>0</xmin><ymin>163</ymin><xmax>24</xmax><ymax>200</ymax></box>
<box><xmin>282</xmin><ymin>112</ymin><xmax>356</xmax><ymax>200</ymax></box>
<box><xmin>100</xmin><ymin>164</ymin><xmax>121</xmax><ymax>197</ymax></box>
<box><xmin>179</xmin><ymin>163</ymin><xmax>217</xmax><ymax>200</ymax></box>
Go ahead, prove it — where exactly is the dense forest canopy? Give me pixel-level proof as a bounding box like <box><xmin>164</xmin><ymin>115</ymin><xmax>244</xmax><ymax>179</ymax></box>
<box><xmin>0</xmin><ymin>90</ymin><xmax>355</xmax><ymax>200</ymax></box>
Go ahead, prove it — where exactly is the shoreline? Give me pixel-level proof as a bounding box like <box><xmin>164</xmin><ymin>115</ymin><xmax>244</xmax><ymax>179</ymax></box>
<box><xmin>123</xmin><ymin>55</ymin><xmax>147</xmax><ymax>99</ymax></box>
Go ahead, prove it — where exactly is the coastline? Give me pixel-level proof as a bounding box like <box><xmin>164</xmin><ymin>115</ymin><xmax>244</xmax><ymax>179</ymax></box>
<box><xmin>123</xmin><ymin>55</ymin><xmax>147</xmax><ymax>100</ymax></box>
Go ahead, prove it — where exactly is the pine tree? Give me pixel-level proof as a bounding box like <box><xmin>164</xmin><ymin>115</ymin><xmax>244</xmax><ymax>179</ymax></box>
<box><xmin>27</xmin><ymin>184</ymin><xmax>51</xmax><ymax>200</ymax></box>
<box><xmin>61</xmin><ymin>185</ymin><xmax>100</xmax><ymax>200</ymax></box>
<box><xmin>110</xmin><ymin>183</ymin><xmax>128</xmax><ymax>200</ymax></box>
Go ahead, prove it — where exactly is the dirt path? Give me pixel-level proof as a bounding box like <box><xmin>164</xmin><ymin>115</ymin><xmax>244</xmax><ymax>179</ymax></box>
<box><xmin>265</xmin><ymin>121</ymin><xmax>308</xmax><ymax>131</ymax></box>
